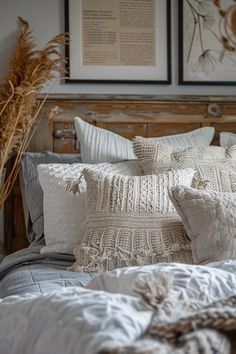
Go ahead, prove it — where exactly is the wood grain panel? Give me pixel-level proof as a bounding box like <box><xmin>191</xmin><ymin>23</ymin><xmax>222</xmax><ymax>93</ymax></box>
<box><xmin>28</xmin><ymin>117</ymin><xmax>53</xmax><ymax>152</ymax></box>
<box><xmin>53</xmin><ymin>122</ymin><xmax>78</xmax><ymax>153</ymax></box>
<box><xmin>147</xmin><ymin>123</ymin><xmax>201</xmax><ymax>137</ymax></box>
<box><xmin>5</xmin><ymin>178</ymin><xmax>29</xmax><ymax>254</ymax></box>
<box><xmin>53</xmin><ymin>139</ymin><xmax>78</xmax><ymax>154</ymax></box>
<box><xmin>213</xmin><ymin>122</ymin><xmax>236</xmax><ymax>134</ymax></box>
<box><xmin>12</xmin><ymin>194</ymin><xmax>29</xmax><ymax>252</ymax></box>
<box><xmin>98</xmin><ymin>123</ymin><xmax>147</xmax><ymax>139</ymax></box>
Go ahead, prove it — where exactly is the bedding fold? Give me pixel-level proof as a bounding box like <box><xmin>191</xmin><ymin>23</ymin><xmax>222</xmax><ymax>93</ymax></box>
<box><xmin>0</xmin><ymin>246</ymin><xmax>97</xmax><ymax>298</ymax></box>
<box><xmin>1</xmin><ymin>264</ymin><xmax>236</xmax><ymax>354</ymax></box>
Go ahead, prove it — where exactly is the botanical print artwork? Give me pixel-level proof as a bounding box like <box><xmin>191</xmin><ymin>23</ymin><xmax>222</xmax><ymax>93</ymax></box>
<box><xmin>182</xmin><ymin>0</ymin><xmax>236</xmax><ymax>83</ymax></box>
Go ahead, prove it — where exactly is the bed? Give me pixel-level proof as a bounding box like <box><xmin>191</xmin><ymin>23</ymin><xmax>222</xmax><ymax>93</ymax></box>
<box><xmin>0</xmin><ymin>246</ymin><xmax>97</xmax><ymax>298</ymax></box>
<box><xmin>2</xmin><ymin>95</ymin><xmax>236</xmax><ymax>354</ymax></box>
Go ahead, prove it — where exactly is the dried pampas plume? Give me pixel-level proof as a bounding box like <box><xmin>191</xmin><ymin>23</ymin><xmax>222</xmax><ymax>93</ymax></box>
<box><xmin>0</xmin><ymin>17</ymin><xmax>69</xmax><ymax>208</ymax></box>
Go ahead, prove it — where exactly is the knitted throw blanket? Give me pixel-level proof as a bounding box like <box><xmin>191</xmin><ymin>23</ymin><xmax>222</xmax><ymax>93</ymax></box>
<box><xmin>100</xmin><ymin>273</ymin><xmax>236</xmax><ymax>354</ymax></box>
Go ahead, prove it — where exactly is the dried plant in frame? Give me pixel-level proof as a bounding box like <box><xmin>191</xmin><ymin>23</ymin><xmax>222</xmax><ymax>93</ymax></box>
<box><xmin>0</xmin><ymin>17</ymin><xmax>69</xmax><ymax>208</ymax></box>
<box><xmin>179</xmin><ymin>0</ymin><xmax>236</xmax><ymax>85</ymax></box>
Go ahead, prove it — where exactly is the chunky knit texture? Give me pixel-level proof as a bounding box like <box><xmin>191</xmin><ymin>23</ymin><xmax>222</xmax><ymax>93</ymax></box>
<box><xmin>99</xmin><ymin>272</ymin><xmax>235</xmax><ymax>354</ymax></box>
<box><xmin>70</xmin><ymin>168</ymin><xmax>195</xmax><ymax>272</ymax></box>
<box><xmin>133</xmin><ymin>136</ymin><xmax>236</xmax><ymax>162</ymax></box>
<box><xmin>133</xmin><ymin>138</ymin><xmax>236</xmax><ymax>192</ymax></box>
<box><xmin>100</xmin><ymin>330</ymin><xmax>230</xmax><ymax>354</ymax></box>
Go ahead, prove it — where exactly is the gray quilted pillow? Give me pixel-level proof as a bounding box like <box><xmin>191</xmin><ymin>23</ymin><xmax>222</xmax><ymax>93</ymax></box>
<box><xmin>169</xmin><ymin>185</ymin><xmax>236</xmax><ymax>264</ymax></box>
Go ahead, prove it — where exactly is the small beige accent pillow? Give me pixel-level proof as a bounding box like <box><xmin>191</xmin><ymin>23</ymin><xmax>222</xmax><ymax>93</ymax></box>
<box><xmin>169</xmin><ymin>185</ymin><xmax>236</xmax><ymax>264</ymax></box>
<box><xmin>70</xmin><ymin>168</ymin><xmax>195</xmax><ymax>272</ymax></box>
<box><xmin>133</xmin><ymin>137</ymin><xmax>236</xmax><ymax>192</ymax></box>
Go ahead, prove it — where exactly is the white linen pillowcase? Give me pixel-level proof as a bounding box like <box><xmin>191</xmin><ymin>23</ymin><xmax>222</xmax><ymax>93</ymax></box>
<box><xmin>86</xmin><ymin>263</ymin><xmax>236</xmax><ymax>303</ymax></box>
<box><xmin>169</xmin><ymin>185</ymin><xmax>236</xmax><ymax>264</ymax></box>
<box><xmin>37</xmin><ymin>160</ymin><xmax>143</xmax><ymax>254</ymax></box>
<box><xmin>74</xmin><ymin>117</ymin><xmax>215</xmax><ymax>163</ymax></box>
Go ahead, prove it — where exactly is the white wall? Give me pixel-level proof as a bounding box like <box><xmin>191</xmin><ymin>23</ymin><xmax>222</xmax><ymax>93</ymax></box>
<box><xmin>0</xmin><ymin>0</ymin><xmax>236</xmax><ymax>95</ymax></box>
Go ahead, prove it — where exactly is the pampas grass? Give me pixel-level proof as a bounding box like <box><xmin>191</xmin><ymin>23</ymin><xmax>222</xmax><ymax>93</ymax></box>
<box><xmin>0</xmin><ymin>17</ymin><xmax>69</xmax><ymax>209</ymax></box>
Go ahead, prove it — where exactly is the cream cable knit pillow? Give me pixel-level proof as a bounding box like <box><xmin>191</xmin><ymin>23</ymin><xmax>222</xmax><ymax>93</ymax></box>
<box><xmin>169</xmin><ymin>186</ymin><xmax>236</xmax><ymax>264</ymax></box>
<box><xmin>133</xmin><ymin>137</ymin><xmax>236</xmax><ymax>192</ymax></box>
<box><xmin>69</xmin><ymin>168</ymin><xmax>195</xmax><ymax>272</ymax></box>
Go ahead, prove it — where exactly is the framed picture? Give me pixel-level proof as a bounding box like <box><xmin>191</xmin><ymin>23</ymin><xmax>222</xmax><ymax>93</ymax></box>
<box><xmin>179</xmin><ymin>0</ymin><xmax>236</xmax><ymax>85</ymax></box>
<box><xmin>64</xmin><ymin>0</ymin><xmax>171</xmax><ymax>84</ymax></box>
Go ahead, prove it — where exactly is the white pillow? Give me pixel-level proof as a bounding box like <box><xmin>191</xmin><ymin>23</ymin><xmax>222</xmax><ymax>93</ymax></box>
<box><xmin>74</xmin><ymin>117</ymin><xmax>215</xmax><ymax>163</ymax></box>
<box><xmin>87</xmin><ymin>263</ymin><xmax>236</xmax><ymax>303</ymax></box>
<box><xmin>37</xmin><ymin>160</ymin><xmax>142</xmax><ymax>254</ymax></box>
<box><xmin>220</xmin><ymin>132</ymin><xmax>236</xmax><ymax>147</ymax></box>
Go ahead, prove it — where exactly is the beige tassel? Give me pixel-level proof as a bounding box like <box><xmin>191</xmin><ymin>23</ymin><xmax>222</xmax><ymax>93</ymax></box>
<box><xmin>192</xmin><ymin>176</ymin><xmax>209</xmax><ymax>189</ymax></box>
<box><xmin>65</xmin><ymin>170</ymin><xmax>85</xmax><ymax>195</ymax></box>
<box><xmin>134</xmin><ymin>272</ymin><xmax>173</xmax><ymax>310</ymax></box>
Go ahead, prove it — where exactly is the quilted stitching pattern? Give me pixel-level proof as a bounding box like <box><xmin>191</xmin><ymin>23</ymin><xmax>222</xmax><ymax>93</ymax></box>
<box><xmin>169</xmin><ymin>186</ymin><xmax>236</xmax><ymax>264</ymax></box>
<box><xmin>0</xmin><ymin>265</ymin><xmax>95</xmax><ymax>298</ymax></box>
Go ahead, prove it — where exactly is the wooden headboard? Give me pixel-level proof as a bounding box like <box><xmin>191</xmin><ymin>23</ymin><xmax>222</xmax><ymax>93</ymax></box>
<box><xmin>5</xmin><ymin>94</ymin><xmax>236</xmax><ymax>253</ymax></box>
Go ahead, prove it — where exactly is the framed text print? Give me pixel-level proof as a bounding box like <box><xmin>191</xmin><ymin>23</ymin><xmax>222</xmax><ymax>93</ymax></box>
<box><xmin>179</xmin><ymin>0</ymin><xmax>236</xmax><ymax>85</ymax></box>
<box><xmin>65</xmin><ymin>0</ymin><xmax>171</xmax><ymax>84</ymax></box>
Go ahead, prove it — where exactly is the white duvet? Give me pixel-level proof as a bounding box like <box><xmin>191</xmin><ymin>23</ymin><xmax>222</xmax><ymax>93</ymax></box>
<box><xmin>1</xmin><ymin>260</ymin><xmax>236</xmax><ymax>354</ymax></box>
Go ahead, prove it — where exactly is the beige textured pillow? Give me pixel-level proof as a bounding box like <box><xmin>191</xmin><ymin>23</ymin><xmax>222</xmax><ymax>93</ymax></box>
<box><xmin>69</xmin><ymin>168</ymin><xmax>195</xmax><ymax>272</ymax></box>
<box><xmin>169</xmin><ymin>185</ymin><xmax>236</xmax><ymax>264</ymax></box>
<box><xmin>133</xmin><ymin>137</ymin><xmax>236</xmax><ymax>192</ymax></box>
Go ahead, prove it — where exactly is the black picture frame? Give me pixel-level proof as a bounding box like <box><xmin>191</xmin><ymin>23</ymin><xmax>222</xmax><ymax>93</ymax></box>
<box><xmin>65</xmin><ymin>0</ymin><xmax>171</xmax><ymax>84</ymax></box>
<box><xmin>179</xmin><ymin>0</ymin><xmax>236</xmax><ymax>86</ymax></box>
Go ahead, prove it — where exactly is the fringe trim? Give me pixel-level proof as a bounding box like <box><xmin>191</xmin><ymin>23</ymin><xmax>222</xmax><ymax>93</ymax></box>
<box><xmin>72</xmin><ymin>242</ymin><xmax>192</xmax><ymax>272</ymax></box>
<box><xmin>65</xmin><ymin>170</ymin><xmax>85</xmax><ymax>195</ymax></box>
